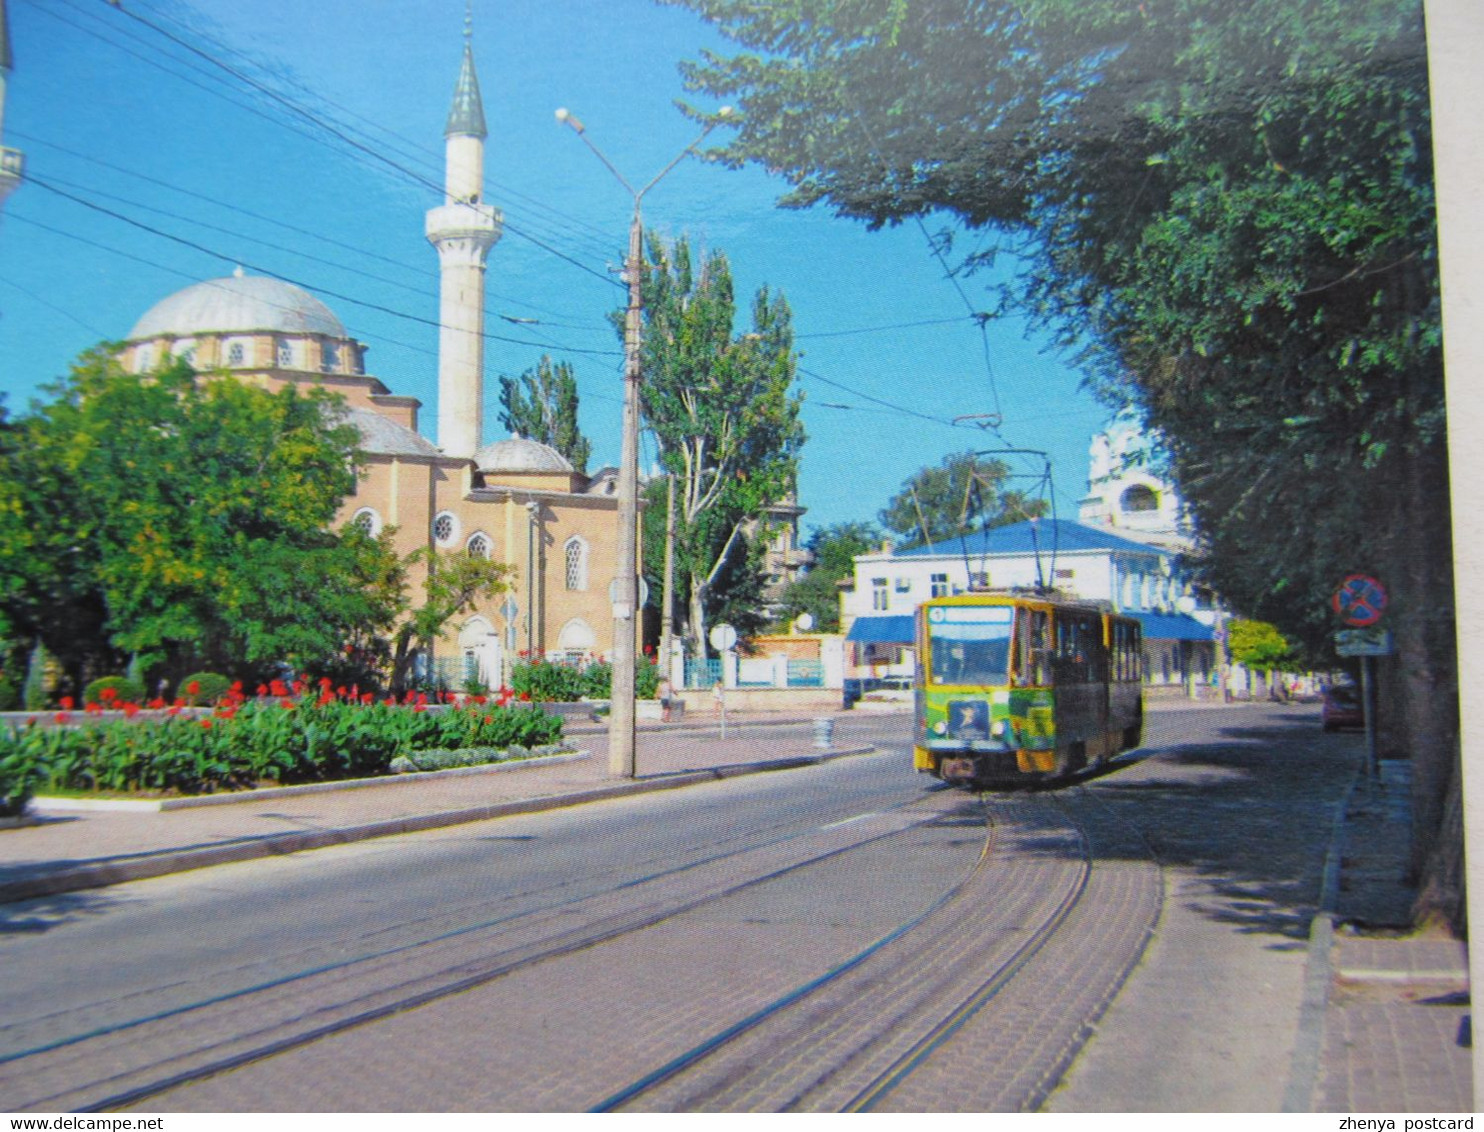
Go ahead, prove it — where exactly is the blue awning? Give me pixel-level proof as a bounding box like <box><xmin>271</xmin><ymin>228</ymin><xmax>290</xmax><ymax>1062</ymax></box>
<box><xmin>846</xmin><ymin>615</ymin><xmax>916</xmax><ymax>644</ymax></box>
<box><xmin>1131</xmin><ymin>612</ymin><xmax>1214</xmax><ymax>642</ymax></box>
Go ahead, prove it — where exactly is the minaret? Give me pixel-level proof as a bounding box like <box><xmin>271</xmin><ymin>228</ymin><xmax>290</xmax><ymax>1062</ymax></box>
<box><xmin>425</xmin><ymin>7</ymin><xmax>501</xmax><ymax>459</ymax></box>
<box><xmin>0</xmin><ymin>0</ymin><xmax>24</xmax><ymax>211</ymax></box>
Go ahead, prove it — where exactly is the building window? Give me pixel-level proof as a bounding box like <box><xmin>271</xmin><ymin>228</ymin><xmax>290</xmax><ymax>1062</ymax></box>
<box><xmin>894</xmin><ymin>577</ymin><xmax>912</xmax><ymax>594</ymax></box>
<box><xmin>1122</xmin><ymin>484</ymin><xmax>1159</xmax><ymax>513</ymax></box>
<box><xmin>135</xmin><ymin>345</ymin><xmax>153</xmax><ymax>372</ymax></box>
<box><xmin>432</xmin><ymin>511</ymin><xmax>458</xmax><ymax>547</ymax></box>
<box><xmin>323</xmin><ymin>342</ymin><xmax>340</xmax><ymax>372</ymax></box>
<box><xmin>173</xmin><ymin>338</ymin><xmax>196</xmax><ymax>365</ymax></box>
<box><xmin>276</xmin><ymin>338</ymin><xmax>294</xmax><ymax>368</ymax></box>
<box><xmin>351</xmin><ymin>508</ymin><xmax>381</xmax><ymax>537</ymax></box>
<box><xmin>227</xmin><ymin>340</ymin><xmax>246</xmax><ymax>366</ymax></box>
<box><xmin>466</xmin><ymin>532</ymin><xmax>491</xmax><ymax>559</ymax></box>
<box><xmin>871</xmin><ymin>577</ymin><xmax>889</xmax><ymax>612</ymax></box>
<box><xmin>930</xmin><ymin>573</ymin><xmax>950</xmax><ymax>598</ymax></box>
<box><xmin>565</xmin><ymin>537</ymin><xmax>588</xmax><ymax>591</ymax></box>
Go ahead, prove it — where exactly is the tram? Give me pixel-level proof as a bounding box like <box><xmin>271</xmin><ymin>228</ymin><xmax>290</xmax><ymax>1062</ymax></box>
<box><xmin>912</xmin><ymin>592</ymin><xmax>1143</xmax><ymax>787</ymax></box>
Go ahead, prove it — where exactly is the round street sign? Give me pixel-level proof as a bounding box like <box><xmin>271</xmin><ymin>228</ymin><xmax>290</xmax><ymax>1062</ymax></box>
<box><xmin>1332</xmin><ymin>573</ymin><xmax>1388</xmax><ymax>627</ymax></box>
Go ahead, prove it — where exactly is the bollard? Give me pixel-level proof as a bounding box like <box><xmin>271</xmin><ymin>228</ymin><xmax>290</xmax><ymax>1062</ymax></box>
<box><xmin>813</xmin><ymin>717</ymin><xmax>835</xmax><ymax>750</ymax></box>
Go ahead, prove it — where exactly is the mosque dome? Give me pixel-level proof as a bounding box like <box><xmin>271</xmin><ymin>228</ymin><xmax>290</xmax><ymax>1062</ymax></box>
<box><xmin>474</xmin><ymin>436</ymin><xmax>574</xmax><ymax>474</ymax></box>
<box><xmin>127</xmin><ymin>272</ymin><xmax>346</xmax><ymax>341</ymax></box>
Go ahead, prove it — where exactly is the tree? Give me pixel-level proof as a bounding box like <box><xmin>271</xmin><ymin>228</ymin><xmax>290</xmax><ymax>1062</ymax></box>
<box><xmin>1226</xmin><ymin>620</ymin><xmax>1297</xmax><ymax>674</ymax></box>
<box><xmin>628</xmin><ymin>232</ymin><xmax>806</xmax><ymax>659</ymax></box>
<box><xmin>672</xmin><ymin>0</ymin><xmax>1458</xmax><ymax>927</ymax></box>
<box><xmin>388</xmin><ymin>548</ymin><xmax>511</xmax><ymax>693</ymax></box>
<box><xmin>775</xmin><ymin>521</ymin><xmax>881</xmax><ymax>632</ymax></box>
<box><xmin>879</xmin><ymin>452</ymin><xmax>1048</xmax><ymax>546</ymax></box>
<box><xmin>0</xmin><ymin>351</ymin><xmax>398</xmax><ymax>689</ymax></box>
<box><xmin>497</xmin><ymin>355</ymin><xmax>592</xmax><ymax>473</ymax></box>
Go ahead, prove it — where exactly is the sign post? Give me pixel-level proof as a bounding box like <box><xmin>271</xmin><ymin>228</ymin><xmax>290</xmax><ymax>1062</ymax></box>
<box><xmin>1332</xmin><ymin>575</ymin><xmax>1390</xmax><ymax>779</ymax></box>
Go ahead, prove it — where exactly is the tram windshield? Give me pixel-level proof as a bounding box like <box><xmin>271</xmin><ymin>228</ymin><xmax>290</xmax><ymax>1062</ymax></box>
<box><xmin>926</xmin><ymin>605</ymin><xmax>1014</xmax><ymax>686</ymax></box>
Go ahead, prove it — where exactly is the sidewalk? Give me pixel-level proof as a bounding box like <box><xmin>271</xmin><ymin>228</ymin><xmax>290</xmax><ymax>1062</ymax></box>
<box><xmin>0</xmin><ymin>705</ymin><xmax>1469</xmax><ymax>1113</ymax></box>
<box><xmin>0</xmin><ymin>712</ymin><xmax>872</xmax><ymax>906</ymax></box>
<box><xmin>1313</xmin><ymin>758</ymin><xmax>1473</xmax><ymax>1112</ymax></box>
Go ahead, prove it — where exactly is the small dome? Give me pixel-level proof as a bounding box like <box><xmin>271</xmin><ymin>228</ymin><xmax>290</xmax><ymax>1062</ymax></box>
<box><xmin>474</xmin><ymin>436</ymin><xmax>574</xmax><ymax>474</ymax></box>
<box><xmin>127</xmin><ymin>273</ymin><xmax>346</xmax><ymax>340</ymax></box>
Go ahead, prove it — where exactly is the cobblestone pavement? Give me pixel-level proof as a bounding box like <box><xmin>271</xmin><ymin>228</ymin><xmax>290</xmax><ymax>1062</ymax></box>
<box><xmin>2</xmin><ymin>701</ymin><xmax>1468</xmax><ymax>1113</ymax></box>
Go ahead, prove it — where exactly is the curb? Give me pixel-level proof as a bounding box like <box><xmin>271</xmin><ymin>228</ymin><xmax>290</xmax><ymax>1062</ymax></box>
<box><xmin>29</xmin><ymin>751</ymin><xmax>592</xmax><ymax>813</ymax></box>
<box><xmin>0</xmin><ymin>744</ymin><xmax>877</xmax><ymax>906</ymax></box>
<box><xmin>1281</xmin><ymin>756</ymin><xmax>1365</xmax><ymax>1113</ymax></box>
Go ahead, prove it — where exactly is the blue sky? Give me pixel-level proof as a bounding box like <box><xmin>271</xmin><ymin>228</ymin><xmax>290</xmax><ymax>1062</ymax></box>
<box><xmin>0</xmin><ymin>0</ymin><xmax>1115</xmax><ymax>536</ymax></box>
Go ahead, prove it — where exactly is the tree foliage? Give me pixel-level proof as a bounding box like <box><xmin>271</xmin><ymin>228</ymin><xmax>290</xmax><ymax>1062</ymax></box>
<box><xmin>879</xmin><ymin>451</ymin><xmax>1048</xmax><ymax>545</ymax></box>
<box><xmin>0</xmin><ymin>352</ymin><xmax>396</xmax><ymax>688</ymax></box>
<box><xmin>496</xmin><ymin>355</ymin><xmax>592</xmax><ymax>473</ymax></box>
<box><xmin>627</xmin><ymin>232</ymin><xmax>805</xmax><ymax>657</ymax></box>
<box><xmin>671</xmin><ymin>0</ymin><xmax>1455</xmax><ymax>924</ymax></box>
<box><xmin>1226</xmin><ymin>619</ymin><xmax>1297</xmax><ymax>674</ymax></box>
<box><xmin>774</xmin><ymin>520</ymin><xmax>881</xmax><ymax>632</ymax></box>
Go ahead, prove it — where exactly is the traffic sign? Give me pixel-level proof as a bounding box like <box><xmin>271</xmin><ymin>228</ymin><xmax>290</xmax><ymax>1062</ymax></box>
<box><xmin>1332</xmin><ymin>574</ymin><xmax>1388</xmax><ymax>627</ymax></box>
<box><xmin>1335</xmin><ymin>628</ymin><xmax>1394</xmax><ymax>657</ymax></box>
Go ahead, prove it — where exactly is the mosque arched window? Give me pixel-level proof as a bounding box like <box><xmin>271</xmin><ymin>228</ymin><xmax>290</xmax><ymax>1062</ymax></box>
<box><xmin>226</xmin><ymin>340</ymin><xmax>246</xmax><ymax>366</ymax></box>
<box><xmin>276</xmin><ymin>338</ymin><xmax>295</xmax><ymax>368</ymax></box>
<box><xmin>433</xmin><ymin>511</ymin><xmax>459</xmax><ymax>548</ymax></box>
<box><xmin>466</xmin><ymin>532</ymin><xmax>491</xmax><ymax>560</ymax></box>
<box><xmin>323</xmin><ymin>342</ymin><xmax>340</xmax><ymax>373</ymax></box>
<box><xmin>351</xmin><ymin>508</ymin><xmax>381</xmax><ymax>537</ymax></box>
<box><xmin>564</xmin><ymin>537</ymin><xmax>588</xmax><ymax>591</ymax></box>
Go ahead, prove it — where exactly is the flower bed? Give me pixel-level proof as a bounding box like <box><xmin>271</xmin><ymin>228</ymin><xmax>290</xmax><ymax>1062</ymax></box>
<box><xmin>0</xmin><ymin>679</ymin><xmax>563</xmax><ymax>802</ymax></box>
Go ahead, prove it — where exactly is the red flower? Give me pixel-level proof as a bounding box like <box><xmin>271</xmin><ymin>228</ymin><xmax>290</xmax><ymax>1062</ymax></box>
<box><xmin>361</xmin><ymin>693</ymin><xmax>374</xmax><ymax>705</ymax></box>
<box><xmin>483</xmin><ymin>715</ymin><xmax>493</xmax><ymax>726</ymax></box>
<box><xmin>59</xmin><ymin>696</ymin><xmax>74</xmax><ymax>711</ymax></box>
<box><xmin>187</xmin><ymin>681</ymin><xmax>201</xmax><ymax>696</ymax></box>
<box><xmin>54</xmin><ymin>711</ymin><xmax>70</xmax><ymax>724</ymax></box>
<box><xmin>167</xmin><ymin>705</ymin><xmax>182</xmax><ymax>716</ymax></box>
<box><xmin>100</xmin><ymin>686</ymin><xmax>118</xmax><ymax>701</ymax></box>
<box><xmin>319</xmin><ymin>676</ymin><xmax>332</xmax><ymax>690</ymax></box>
<box><xmin>231</xmin><ymin>680</ymin><xmax>243</xmax><ymax>692</ymax></box>
<box><xmin>201</xmin><ymin>719</ymin><xmax>213</xmax><ymax>729</ymax></box>
<box><xmin>337</xmin><ymin>686</ymin><xmax>347</xmax><ymax>697</ymax></box>
<box><xmin>122</xmin><ymin>703</ymin><xmax>140</xmax><ymax>719</ymax></box>
<box><xmin>519</xmin><ymin>692</ymin><xmax>531</xmax><ymax>702</ymax></box>
<box><xmin>384</xmin><ymin>697</ymin><xmax>397</xmax><ymax>707</ymax></box>
<box><xmin>85</xmin><ymin>702</ymin><xmax>102</xmax><ymax>714</ymax></box>
<box><xmin>270</xmin><ymin>680</ymin><xmax>288</xmax><ymax>698</ymax></box>
<box><xmin>148</xmin><ymin>697</ymin><xmax>166</xmax><ymax>709</ymax></box>
<box><xmin>257</xmin><ymin>684</ymin><xmax>269</xmax><ymax>697</ymax></box>
<box><xmin>280</xmin><ymin>698</ymin><xmax>296</xmax><ymax>711</ymax></box>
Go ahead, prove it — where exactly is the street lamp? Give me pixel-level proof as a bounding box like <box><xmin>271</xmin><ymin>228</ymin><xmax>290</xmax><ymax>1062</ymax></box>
<box><xmin>557</xmin><ymin>106</ymin><xmax>729</xmax><ymax>778</ymax></box>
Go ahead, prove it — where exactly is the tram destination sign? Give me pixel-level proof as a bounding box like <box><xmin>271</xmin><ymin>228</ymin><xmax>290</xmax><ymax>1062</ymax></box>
<box><xmin>1332</xmin><ymin>573</ymin><xmax>1389</xmax><ymax>627</ymax></box>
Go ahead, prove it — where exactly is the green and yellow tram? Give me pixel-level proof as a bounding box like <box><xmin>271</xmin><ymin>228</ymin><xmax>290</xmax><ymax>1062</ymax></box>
<box><xmin>913</xmin><ymin>593</ymin><xmax>1143</xmax><ymax>786</ymax></box>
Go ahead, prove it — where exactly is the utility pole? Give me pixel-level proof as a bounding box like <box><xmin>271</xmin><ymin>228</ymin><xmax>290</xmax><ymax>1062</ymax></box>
<box><xmin>557</xmin><ymin>106</ymin><xmax>729</xmax><ymax>778</ymax></box>
<box><xmin>661</xmin><ymin>471</ymin><xmax>677</xmax><ymax>681</ymax></box>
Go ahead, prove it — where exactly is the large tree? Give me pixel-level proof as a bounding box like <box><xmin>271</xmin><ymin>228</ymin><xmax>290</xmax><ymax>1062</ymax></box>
<box><xmin>672</xmin><ymin>0</ymin><xmax>1456</xmax><ymax>923</ymax></box>
<box><xmin>0</xmin><ymin>352</ymin><xmax>398</xmax><ymax>689</ymax></box>
<box><xmin>628</xmin><ymin>232</ymin><xmax>805</xmax><ymax>659</ymax></box>
<box><xmin>774</xmin><ymin>520</ymin><xmax>882</xmax><ymax>632</ymax></box>
<box><xmin>497</xmin><ymin>355</ymin><xmax>592</xmax><ymax>474</ymax></box>
<box><xmin>879</xmin><ymin>452</ymin><xmax>1048</xmax><ymax>546</ymax></box>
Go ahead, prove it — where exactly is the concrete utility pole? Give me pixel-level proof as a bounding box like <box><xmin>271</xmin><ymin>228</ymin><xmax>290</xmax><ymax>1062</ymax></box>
<box><xmin>556</xmin><ymin>106</ymin><xmax>729</xmax><ymax>778</ymax></box>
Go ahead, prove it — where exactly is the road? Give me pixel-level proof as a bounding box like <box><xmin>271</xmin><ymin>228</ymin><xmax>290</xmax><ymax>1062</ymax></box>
<box><xmin>0</xmin><ymin>704</ymin><xmax>1355</xmax><ymax>1112</ymax></box>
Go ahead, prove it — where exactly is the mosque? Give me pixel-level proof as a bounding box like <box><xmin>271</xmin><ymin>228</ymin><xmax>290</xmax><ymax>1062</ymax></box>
<box><xmin>111</xmin><ymin>26</ymin><xmax>626</xmax><ymax>691</ymax></box>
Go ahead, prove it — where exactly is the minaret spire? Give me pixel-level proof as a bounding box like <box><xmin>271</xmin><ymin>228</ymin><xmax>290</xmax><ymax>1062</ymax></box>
<box><xmin>0</xmin><ymin>0</ymin><xmax>23</xmax><ymax>212</ymax></box>
<box><xmin>425</xmin><ymin>4</ymin><xmax>502</xmax><ymax>460</ymax></box>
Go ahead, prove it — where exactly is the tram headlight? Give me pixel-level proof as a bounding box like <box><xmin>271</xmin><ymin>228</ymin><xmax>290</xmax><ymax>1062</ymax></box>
<box><xmin>932</xmin><ymin>720</ymin><xmax>948</xmax><ymax>736</ymax></box>
<box><xmin>991</xmin><ymin>719</ymin><xmax>1007</xmax><ymax>738</ymax></box>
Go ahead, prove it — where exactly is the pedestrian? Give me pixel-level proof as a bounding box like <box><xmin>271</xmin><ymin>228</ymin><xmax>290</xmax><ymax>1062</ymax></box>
<box><xmin>712</xmin><ymin>681</ymin><xmax>724</xmax><ymax>714</ymax></box>
<box><xmin>657</xmin><ymin>676</ymin><xmax>673</xmax><ymax>723</ymax></box>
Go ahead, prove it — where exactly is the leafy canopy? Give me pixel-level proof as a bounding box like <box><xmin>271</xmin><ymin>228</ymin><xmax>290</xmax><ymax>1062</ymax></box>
<box><xmin>497</xmin><ymin>355</ymin><xmax>592</xmax><ymax>474</ymax></box>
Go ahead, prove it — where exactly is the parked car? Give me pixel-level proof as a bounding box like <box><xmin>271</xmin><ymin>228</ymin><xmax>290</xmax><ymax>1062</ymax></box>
<box><xmin>1321</xmin><ymin>683</ymin><xmax>1364</xmax><ymax>731</ymax></box>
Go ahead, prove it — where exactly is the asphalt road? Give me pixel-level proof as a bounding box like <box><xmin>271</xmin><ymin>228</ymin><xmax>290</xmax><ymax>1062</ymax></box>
<box><xmin>0</xmin><ymin>703</ymin><xmax>1356</xmax><ymax>1112</ymax></box>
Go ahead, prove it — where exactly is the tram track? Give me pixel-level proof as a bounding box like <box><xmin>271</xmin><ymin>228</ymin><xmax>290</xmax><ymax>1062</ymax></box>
<box><xmin>597</xmin><ymin>782</ymin><xmax>1164</xmax><ymax>1113</ymax></box>
<box><xmin>0</xmin><ymin>770</ymin><xmax>976</xmax><ymax>1113</ymax></box>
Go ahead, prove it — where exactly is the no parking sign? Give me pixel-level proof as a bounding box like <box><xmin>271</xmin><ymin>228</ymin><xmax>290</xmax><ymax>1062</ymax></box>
<box><xmin>1332</xmin><ymin>574</ymin><xmax>1388</xmax><ymax>627</ymax></box>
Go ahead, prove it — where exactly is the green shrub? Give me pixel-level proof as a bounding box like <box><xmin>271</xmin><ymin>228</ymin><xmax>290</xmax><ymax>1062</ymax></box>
<box><xmin>84</xmin><ymin>676</ymin><xmax>147</xmax><ymax>707</ymax></box>
<box><xmin>511</xmin><ymin>659</ymin><xmax>587</xmax><ymax>702</ymax></box>
<box><xmin>0</xmin><ymin>733</ymin><xmax>44</xmax><ymax>816</ymax></box>
<box><xmin>0</xmin><ymin>670</ymin><xmax>19</xmax><ymax>712</ymax></box>
<box><xmin>178</xmin><ymin>672</ymin><xmax>233</xmax><ymax>706</ymax></box>
<box><xmin>3</xmin><ymin>695</ymin><xmax>565</xmax><ymax>795</ymax></box>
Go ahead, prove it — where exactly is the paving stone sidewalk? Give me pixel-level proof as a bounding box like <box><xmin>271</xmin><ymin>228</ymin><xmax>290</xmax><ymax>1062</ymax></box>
<box><xmin>0</xmin><ymin>712</ymin><xmax>875</xmax><ymax>906</ymax></box>
<box><xmin>1317</xmin><ymin>758</ymin><xmax>1472</xmax><ymax>1113</ymax></box>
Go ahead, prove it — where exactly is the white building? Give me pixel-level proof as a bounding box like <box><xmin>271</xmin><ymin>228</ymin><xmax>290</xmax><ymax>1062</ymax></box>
<box><xmin>842</xmin><ymin>518</ymin><xmax>1217</xmax><ymax>688</ymax></box>
<box><xmin>1078</xmin><ymin>409</ymin><xmax>1195</xmax><ymax>554</ymax></box>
